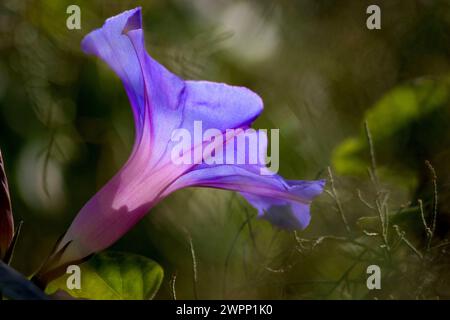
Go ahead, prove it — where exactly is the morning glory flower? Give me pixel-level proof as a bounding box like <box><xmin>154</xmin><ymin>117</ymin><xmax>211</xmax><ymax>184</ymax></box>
<box><xmin>49</xmin><ymin>8</ymin><xmax>324</xmax><ymax>268</ymax></box>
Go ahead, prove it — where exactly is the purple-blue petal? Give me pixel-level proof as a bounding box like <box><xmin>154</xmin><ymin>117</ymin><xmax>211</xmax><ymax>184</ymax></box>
<box><xmin>81</xmin><ymin>7</ymin><xmax>263</xmax><ymax>169</ymax></box>
<box><xmin>166</xmin><ymin>164</ymin><xmax>325</xmax><ymax>230</ymax></box>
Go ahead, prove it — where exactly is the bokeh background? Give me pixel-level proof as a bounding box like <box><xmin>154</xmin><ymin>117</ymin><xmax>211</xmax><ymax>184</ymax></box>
<box><xmin>1</xmin><ymin>0</ymin><xmax>450</xmax><ymax>299</ymax></box>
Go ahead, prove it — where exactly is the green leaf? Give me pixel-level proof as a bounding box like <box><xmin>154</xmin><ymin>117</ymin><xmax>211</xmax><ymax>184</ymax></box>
<box><xmin>46</xmin><ymin>251</ymin><xmax>164</xmax><ymax>300</ymax></box>
<box><xmin>332</xmin><ymin>77</ymin><xmax>450</xmax><ymax>188</ymax></box>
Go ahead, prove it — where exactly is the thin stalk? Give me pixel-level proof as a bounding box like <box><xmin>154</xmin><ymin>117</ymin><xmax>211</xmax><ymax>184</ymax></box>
<box><xmin>327</xmin><ymin>167</ymin><xmax>351</xmax><ymax>234</ymax></box>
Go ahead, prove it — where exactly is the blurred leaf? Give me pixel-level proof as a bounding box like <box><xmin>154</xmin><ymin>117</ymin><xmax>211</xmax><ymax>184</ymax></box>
<box><xmin>357</xmin><ymin>207</ymin><xmax>422</xmax><ymax>233</ymax></box>
<box><xmin>0</xmin><ymin>149</ymin><xmax>14</xmax><ymax>260</ymax></box>
<box><xmin>0</xmin><ymin>261</ymin><xmax>49</xmax><ymax>300</ymax></box>
<box><xmin>46</xmin><ymin>251</ymin><xmax>164</xmax><ymax>300</ymax></box>
<box><xmin>332</xmin><ymin>77</ymin><xmax>450</xmax><ymax>188</ymax></box>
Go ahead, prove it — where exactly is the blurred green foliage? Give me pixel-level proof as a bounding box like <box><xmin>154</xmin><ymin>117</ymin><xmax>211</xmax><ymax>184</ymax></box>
<box><xmin>1</xmin><ymin>0</ymin><xmax>450</xmax><ymax>299</ymax></box>
<box><xmin>333</xmin><ymin>77</ymin><xmax>450</xmax><ymax>189</ymax></box>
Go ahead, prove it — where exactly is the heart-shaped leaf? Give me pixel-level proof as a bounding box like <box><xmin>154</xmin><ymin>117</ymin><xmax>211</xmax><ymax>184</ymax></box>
<box><xmin>45</xmin><ymin>251</ymin><xmax>163</xmax><ymax>300</ymax></box>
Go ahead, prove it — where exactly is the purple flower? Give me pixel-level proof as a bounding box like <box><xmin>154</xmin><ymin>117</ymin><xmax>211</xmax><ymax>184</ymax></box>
<box><xmin>53</xmin><ymin>8</ymin><xmax>324</xmax><ymax>266</ymax></box>
<box><xmin>0</xmin><ymin>149</ymin><xmax>14</xmax><ymax>260</ymax></box>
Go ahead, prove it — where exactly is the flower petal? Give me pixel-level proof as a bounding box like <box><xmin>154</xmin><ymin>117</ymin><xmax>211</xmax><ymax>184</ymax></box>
<box><xmin>167</xmin><ymin>164</ymin><xmax>325</xmax><ymax>230</ymax></box>
<box><xmin>0</xmin><ymin>149</ymin><xmax>13</xmax><ymax>259</ymax></box>
<box><xmin>81</xmin><ymin>8</ymin><xmax>148</xmax><ymax>135</ymax></box>
<box><xmin>165</xmin><ymin>129</ymin><xmax>325</xmax><ymax>230</ymax></box>
<box><xmin>82</xmin><ymin>7</ymin><xmax>263</xmax><ymax>168</ymax></box>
